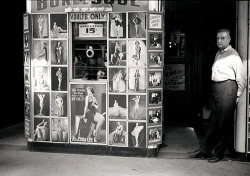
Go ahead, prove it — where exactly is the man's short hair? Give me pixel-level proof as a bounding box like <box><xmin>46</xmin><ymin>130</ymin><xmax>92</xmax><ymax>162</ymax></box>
<box><xmin>217</xmin><ymin>29</ymin><xmax>231</xmax><ymax>38</ymax></box>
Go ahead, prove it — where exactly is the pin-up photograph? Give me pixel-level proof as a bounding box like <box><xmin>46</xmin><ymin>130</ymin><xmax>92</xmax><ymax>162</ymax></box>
<box><xmin>32</xmin><ymin>40</ymin><xmax>49</xmax><ymax>66</ymax></box>
<box><xmin>33</xmin><ymin>66</ymin><xmax>50</xmax><ymax>91</ymax></box>
<box><xmin>128</xmin><ymin>68</ymin><xmax>146</xmax><ymax>93</ymax></box>
<box><xmin>34</xmin><ymin>92</ymin><xmax>50</xmax><ymax>117</ymax></box>
<box><xmin>24</xmin><ymin>103</ymin><xmax>30</xmax><ymax>120</ymax></box>
<box><xmin>34</xmin><ymin>118</ymin><xmax>50</xmax><ymax>142</ymax></box>
<box><xmin>24</xmin><ymin>68</ymin><xmax>30</xmax><ymax>85</ymax></box>
<box><xmin>24</xmin><ymin>86</ymin><xmax>30</xmax><ymax>102</ymax></box>
<box><xmin>148</xmin><ymin>90</ymin><xmax>162</xmax><ymax>107</ymax></box>
<box><xmin>51</xmin><ymin>67</ymin><xmax>67</xmax><ymax>91</ymax></box>
<box><xmin>51</xmin><ymin>92</ymin><xmax>67</xmax><ymax>117</ymax></box>
<box><xmin>128</xmin><ymin>40</ymin><xmax>147</xmax><ymax>67</ymax></box>
<box><xmin>109</xmin><ymin>121</ymin><xmax>127</xmax><ymax>146</ymax></box>
<box><xmin>148</xmin><ymin>126</ymin><xmax>162</xmax><ymax>145</ymax></box>
<box><xmin>50</xmin><ymin>14</ymin><xmax>68</xmax><ymax>38</ymax></box>
<box><xmin>128</xmin><ymin>95</ymin><xmax>146</xmax><ymax>120</ymax></box>
<box><xmin>109</xmin><ymin>68</ymin><xmax>127</xmax><ymax>93</ymax></box>
<box><xmin>71</xmin><ymin>83</ymin><xmax>107</xmax><ymax>145</ymax></box>
<box><xmin>148</xmin><ymin>70</ymin><xmax>163</xmax><ymax>88</ymax></box>
<box><xmin>109</xmin><ymin>13</ymin><xmax>126</xmax><ymax>38</ymax></box>
<box><xmin>128</xmin><ymin>122</ymin><xmax>146</xmax><ymax>148</ymax></box>
<box><xmin>109</xmin><ymin>40</ymin><xmax>126</xmax><ymax>66</ymax></box>
<box><xmin>148</xmin><ymin>32</ymin><xmax>163</xmax><ymax>50</ymax></box>
<box><xmin>148</xmin><ymin>51</ymin><xmax>164</xmax><ymax>68</ymax></box>
<box><xmin>148</xmin><ymin>108</ymin><xmax>162</xmax><ymax>125</ymax></box>
<box><xmin>23</xmin><ymin>32</ymin><xmax>29</xmax><ymax>49</ymax></box>
<box><xmin>32</xmin><ymin>14</ymin><xmax>49</xmax><ymax>38</ymax></box>
<box><xmin>51</xmin><ymin>118</ymin><xmax>69</xmax><ymax>142</ymax></box>
<box><xmin>108</xmin><ymin>94</ymin><xmax>127</xmax><ymax>120</ymax></box>
<box><xmin>51</xmin><ymin>40</ymin><xmax>67</xmax><ymax>65</ymax></box>
<box><xmin>128</xmin><ymin>12</ymin><xmax>146</xmax><ymax>38</ymax></box>
<box><xmin>24</xmin><ymin>50</ymin><xmax>30</xmax><ymax>67</ymax></box>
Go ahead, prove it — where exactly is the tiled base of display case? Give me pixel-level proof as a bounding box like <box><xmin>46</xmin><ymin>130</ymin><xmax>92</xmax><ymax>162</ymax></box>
<box><xmin>27</xmin><ymin>141</ymin><xmax>160</xmax><ymax>157</ymax></box>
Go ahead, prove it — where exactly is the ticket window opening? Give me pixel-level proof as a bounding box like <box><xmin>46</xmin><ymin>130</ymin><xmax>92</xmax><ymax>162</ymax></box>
<box><xmin>72</xmin><ymin>22</ymin><xmax>107</xmax><ymax>80</ymax></box>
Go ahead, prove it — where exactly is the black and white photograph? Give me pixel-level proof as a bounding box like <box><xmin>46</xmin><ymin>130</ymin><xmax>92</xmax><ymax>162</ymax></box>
<box><xmin>32</xmin><ymin>14</ymin><xmax>49</xmax><ymax>39</ymax></box>
<box><xmin>109</xmin><ymin>68</ymin><xmax>127</xmax><ymax>93</ymax></box>
<box><xmin>148</xmin><ymin>108</ymin><xmax>162</xmax><ymax>125</ymax></box>
<box><xmin>33</xmin><ymin>66</ymin><xmax>50</xmax><ymax>91</ymax></box>
<box><xmin>128</xmin><ymin>40</ymin><xmax>147</xmax><ymax>67</ymax></box>
<box><xmin>109</xmin><ymin>121</ymin><xmax>127</xmax><ymax>146</ymax></box>
<box><xmin>24</xmin><ymin>103</ymin><xmax>30</xmax><ymax>120</ymax></box>
<box><xmin>51</xmin><ymin>40</ymin><xmax>67</xmax><ymax>65</ymax></box>
<box><xmin>51</xmin><ymin>92</ymin><xmax>67</xmax><ymax>117</ymax></box>
<box><xmin>33</xmin><ymin>118</ymin><xmax>50</xmax><ymax>141</ymax></box>
<box><xmin>24</xmin><ymin>68</ymin><xmax>30</xmax><ymax>85</ymax></box>
<box><xmin>128</xmin><ymin>122</ymin><xmax>146</xmax><ymax>148</ymax></box>
<box><xmin>24</xmin><ymin>50</ymin><xmax>30</xmax><ymax>67</ymax></box>
<box><xmin>148</xmin><ymin>51</ymin><xmax>163</xmax><ymax>68</ymax></box>
<box><xmin>51</xmin><ymin>118</ymin><xmax>69</xmax><ymax>142</ymax></box>
<box><xmin>109</xmin><ymin>40</ymin><xmax>126</xmax><ymax>66</ymax></box>
<box><xmin>23</xmin><ymin>32</ymin><xmax>29</xmax><ymax>49</ymax></box>
<box><xmin>109</xmin><ymin>13</ymin><xmax>126</xmax><ymax>38</ymax></box>
<box><xmin>108</xmin><ymin>94</ymin><xmax>127</xmax><ymax>120</ymax></box>
<box><xmin>128</xmin><ymin>95</ymin><xmax>146</xmax><ymax>120</ymax></box>
<box><xmin>148</xmin><ymin>90</ymin><xmax>162</xmax><ymax>107</ymax></box>
<box><xmin>51</xmin><ymin>67</ymin><xmax>67</xmax><ymax>91</ymax></box>
<box><xmin>34</xmin><ymin>92</ymin><xmax>50</xmax><ymax>117</ymax></box>
<box><xmin>148</xmin><ymin>126</ymin><xmax>162</xmax><ymax>144</ymax></box>
<box><xmin>32</xmin><ymin>40</ymin><xmax>49</xmax><ymax>65</ymax></box>
<box><xmin>128</xmin><ymin>68</ymin><xmax>146</xmax><ymax>93</ymax></box>
<box><xmin>128</xmin><ymin>12</ymin><xmax>146</xmax><ymax>38</ymax></box>
<box><xmin>148</xmin><ymin>70</ymin><xmax>163</xmax><ymax>88</ymax></box>
<box><xmin>148</xmin><ymin>32</ymin><xmax>163</xmax><ymax>50</ymax></box>
<box><xmin>23</xmin><ymin>13</ymin><xmax>29</xmax><ymax>31</ymax></box>
<box><xmin>71</xmin><ymin>83</ymin><xmax>107</xmax><ymax>144</ymax></box>
<box><xmin>24</xmin><ymin>86</ymin><xmax>30</xmax><ymax>102</ymax></box>
<box><xmin>50</xmin><ymin>14</ymin><xmax>68</xmax><ymax>38</ymax></box>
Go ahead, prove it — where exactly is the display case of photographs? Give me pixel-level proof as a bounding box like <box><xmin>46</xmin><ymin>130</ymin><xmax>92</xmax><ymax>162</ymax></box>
<box><xmin>70</xmin><ymin>83</ymin><xmax>107</xmax><ymax>145</ymax></box>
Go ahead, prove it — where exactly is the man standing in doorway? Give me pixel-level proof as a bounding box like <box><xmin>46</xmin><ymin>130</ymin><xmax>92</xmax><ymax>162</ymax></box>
<box><xmin>189</xmin><ymin>29</ymin><xmax>247</xmax><ymax>163</ymax></box>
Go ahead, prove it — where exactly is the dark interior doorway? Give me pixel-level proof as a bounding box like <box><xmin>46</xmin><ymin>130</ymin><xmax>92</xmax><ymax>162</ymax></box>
<box><xmin>163</xmin><ymin>1</ymin><xmax>236</xmax><ymax>129</ymax></box>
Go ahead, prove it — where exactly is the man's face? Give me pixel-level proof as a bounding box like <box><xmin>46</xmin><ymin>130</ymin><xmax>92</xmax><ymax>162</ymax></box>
<box><xmin>217</xmin><ymin>32</ymin><xmax>231</xmax><ymax>50</ymax></box>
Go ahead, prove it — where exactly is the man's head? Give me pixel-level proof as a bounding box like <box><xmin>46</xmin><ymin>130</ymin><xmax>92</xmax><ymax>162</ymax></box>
<box><xmin>216</xmin><ymin>29</ymin><xmax>231</xmax><ymax>50</ymax></box>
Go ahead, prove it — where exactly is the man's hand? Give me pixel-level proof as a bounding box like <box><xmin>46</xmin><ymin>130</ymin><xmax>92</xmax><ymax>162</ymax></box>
<box><xmin>236</xmin><ymin>97</ymin><xmax>240</xmax><ymax>104</ymax></box>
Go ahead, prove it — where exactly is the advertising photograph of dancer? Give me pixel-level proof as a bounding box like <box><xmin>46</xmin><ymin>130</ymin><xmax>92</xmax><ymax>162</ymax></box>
<box><xmin>51</xmin><ymin>40</ymin><xmax>67</xmax><ymax>65</ymax></box>
<box><xmin>128</xmin><ymin>68</ymin><xmax>146</xmax><ymax>93</ymax></box>
<box><xmin>128</xmin><ymin>95</ymin><xmax>146</xmax><ymax>120</ymax></box>
<box><xmin>128</xmin><ymin>40</ymin><xmax>147</xmax><ymax>67</ymax></box>
<box><xmin>50</xmin><ymin>14</ymin><xmax>67</xmax><ymax>38</ymax></box>
<box><xmin>109</xmin><ymin>68</ymin><xmax>127</xmax><ymax>93</ymax></box>
<box><xmin>109</xmin><ymin>13</ymin><xmax>126</xmax><ymax>38</ymax></box>
<box><xmin>109</xmin><ymin>121</ymin><xmax>127</xmax><ymax>146</ymax></box>
<box><xmin>108</xmin><ymin>94</ymin><xmax>127</xmax><ymax>120</ymax></box>
<box><xmin>128</xmin><ymin>12</ymin><xmax>146</xmax><ymax>38</ymax></box>
<box><xmin>128</xmin><ymin>122</ymin><xmax>146</xmax><ymax>148</ymax></box>
<box><xmin>51</xmin><ymin>67</ymin><xmax>67</xmax><ymax>91</ymax></box>
<box><xmin>71</xmin><ymin>83</ymin><xmax>107</xmax><ymax>144</ymax></box>
<box><xmin>32</xmin><ymin>14</ymin><xmax>49</xmax><ymax>39</ymax></box>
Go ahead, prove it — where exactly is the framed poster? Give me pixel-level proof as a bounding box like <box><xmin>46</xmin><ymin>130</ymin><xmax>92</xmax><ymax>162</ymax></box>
<box><xmin>148</xmin><ymin>126</ymin><xmax>162</xmax><ymax>145</ymax></box>
<box><xmin>148</xmin><ymin>108</ymin><xmax>162</xmax><ymax>126</ymax></box>
<box><xmin>164</xmin><ymin>64</ymin><xmax>185</xmax><ymax>91</ymax></box>
<box><xmin>128</xmin><ymin>95</ymin><xmax>146</xmax><ymax>120</ymax></box>
<box><xmin>148</xmin><ymin>51</ymin><xmax>163</xmax><ymax>68</ymax></box>
<box><xmin>148</xmin><ymin>13</ymin><xmax>163</xmax><ymax>30</ymax></box>
<box><xmin>128</xmin><ymin>122</ymin><xmax>146</xmax><ymax>148</ymax></box>
<box><xmin>24</xmin><ymin>120</ymin><xmax>31</xmax><ymax>138</ymax></box>
<box><xmin>34</xmin><ymin>92</ymin><xmax>50</xmax><ymax>116</ymax></box>
<box><xmin>24</xmin><ymin>86</ymin><xmax>30</xmax><ymax>102</ymax></box>
<box><xmin>33</xmin><ymin>66</ymin><xmax>50</xmax><ymax>91</ymax></box>
<box><xmin>24</xmin><ymin>103</ymin><xmax>30</xmax><ymax>120</ymax></box>
<box><xmin>51</xmin><ymin>118</ymin><xmax>69</xmax><ymax>142</ymax></box>
<box><xmin>148</xmin><ymin>32</ymin><xmax>163</xmax><ymax>50</ymax></box>
<box><xmin>109</xmin><ymin>120</ymin><xmax>127</xmax><ymax>146</ymax></box>
<box><xmin>23</xmin><ymin>13</ymin><xmax>29</xmax><ymax>31</ymax></box>
<box><xmin>148</xmin><ymin>70</ymin><xmax>163</xmax><ymax>88</ymax></box>
<box><xmin>109</xmin><ymin>68</ymin><xmax>127</xmax><ymax>93</ymax></box>
<box><xmin>109</xmin><ymin>40</ymin><xmax>127</xmax><ymax>66</ymax></box>
<box><xmin>50</xmin><ymin>14</ymin><xmax>68</xmax><ymax>38</ymax></box>
<box><xmin>33</xmin><ymin>117</ymin><xmax>50</xmax><ymax>141</ymax></box>
<box><xmin>32</xmin><ymin>40</ymin><xmax>49</xmax><ymax>66</ymax></box>
<box><xmin>51</xmin><ymin>67</ymin><xmax>67</xmax><ymax>91</ymax></box>
<box><xmin>32</xmin><ymin>14</ymin><xmax>49</xmax><ymax>39</ymax></box>
<box><xmin>24</xmin><ymin>68</ymin><xmax>30</xmax><ymax>85</ymax></box>
<box><xmin>51</xmin><ymin>40</ymin><xmax>67</xmax><ymax>65</ymax></box>
<box><xmin>128</xmin><ymin>12</ymin><xmax>146</xmax><ymax>38</ymax></box>
<box><xmin>128</xmin><ymin>68</ymin><xmax>146</xmax><ymax>93</ymax></box>
<box><xmin>24</xmin><ymin>50</ymin><xmax>30</xmax><ymax>67</ymax></box>
<box><xmin>148</xmin><ymin>89</ymin><xmax>162</xmax><ymax>107</ymax></box>
<box><xmin>128</xmin><ymin>40</ymin><xmax>147</xmax><ymax>67</ymax></box>
<box><xmin>51</xmin><ymin>92</ymin><xmax>67</xmax><ymax>117</ymax></box>
<box><xmin>109</xmin><ymin>13</ymin><xmax>126</xmax><ymax>38</ymax></box>
<box><xmin>23</xmin><ymin>32</ymin><xmax>29</xmax><ymax>49</ymax></box>
<box><xmin>108</xmin><ymin>94</ymin><xmax>127</xmax><ymax>120</ymax></box>
<box><xmin>70</xmin><ymin>83</ymin><xmax>107</xmax><ymax>145</ymax></box>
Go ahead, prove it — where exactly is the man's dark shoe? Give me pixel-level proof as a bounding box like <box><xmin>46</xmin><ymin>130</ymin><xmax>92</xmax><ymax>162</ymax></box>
<box><xmin>188</xmin><ymin>150</ymin><xmax>211</xmax><ymax>159</ymax></box>
<box><xmin>208</xmin><ymin>157</ymin><xmax>221</xmax><ymax>163</ymax></box>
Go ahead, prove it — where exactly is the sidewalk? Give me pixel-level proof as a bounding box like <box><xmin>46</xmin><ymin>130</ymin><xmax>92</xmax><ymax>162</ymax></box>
<box><xmin>0</xmin><ymin>123</ymin><xmax>249</xmax><ymax>176</ymax></box>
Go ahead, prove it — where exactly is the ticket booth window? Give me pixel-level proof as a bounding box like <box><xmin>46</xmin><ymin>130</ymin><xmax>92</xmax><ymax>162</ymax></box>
<box><xmin>72</xmin><ymin>22</ymin><xmax>107</xmax><ymax>80</ymax></box>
